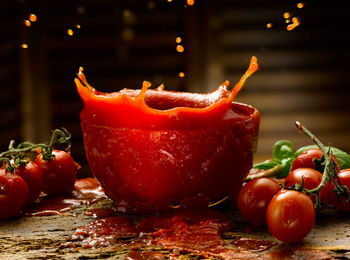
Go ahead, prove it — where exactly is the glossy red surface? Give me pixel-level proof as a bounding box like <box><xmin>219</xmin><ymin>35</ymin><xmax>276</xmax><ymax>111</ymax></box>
<box><xmin>76</xmin><ymin>58</ymin><xmax>260</xmax><ymax>213</ymax></box>
<box><xmin>24</xmin><ymin>177</ymin><xmax>105</xmax><ymax>216</ymax></box>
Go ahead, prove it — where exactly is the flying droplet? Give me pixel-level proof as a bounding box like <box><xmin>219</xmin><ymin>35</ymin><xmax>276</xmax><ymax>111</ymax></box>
<box><xmin>297</xmin><ymin>2</ymin><xmax>304</xmax><ymax>9</ymax></box>
<box><xmin>67</xmin><ymin>29</ymin><xmax>74</xmax><ymax>36</ymax></box>
<box><xmin>187</xmin><ymin>0</ymin><xmax>195</xmax><ymax>6</ymax></box>
<box><xmin>29</xmin><ymin>14</ymin><xmax>37</xmax><ymax>22</ymax></box>
<box><xmin>79</xmin><ymin>67</ymin><xmax>84</xmax><ymax>73</ymax></box>
<box><xmin>287</xmin><ymin>17</ymin><xmax>301</xmax><ymax>31</ymax></box>
<box><xmin>266</xmin><ymin>23</ymin><xmax>272</xmax><ymax>29</ymax></box>
<box><xmin>21</xmin><ymin>43</ymin><xmax>28</xmax><ymax>49</ymax></box>
<box><xmin>176</xmin><ymin>45</ymin><xmax>184</xmax><ymax>53</ymax></box>
<box><xmin>283</xmin><ymin>12</ymin><xmax>291</xmax><ymax>19</ymax></box>
<box><xmin>179</xmin><ymin>72</ymin><xmax>185</xmax><ymax>78</ymax></box>
<box><xmin>24</xmin><ymin>20</ymin><xmax>31</xmax><ymax>27</ymax></box>
<box><xmin>176</xmin><ymin>37</ymin><xmax>182</xmax><ymax>43</ymax></box>
<box><xmin>76</xmin><ymin>24</ymin><xmax>81</xmax><ymax>29</ymax></box>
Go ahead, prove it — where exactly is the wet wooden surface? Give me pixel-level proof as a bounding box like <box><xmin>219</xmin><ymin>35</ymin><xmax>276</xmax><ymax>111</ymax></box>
<box><xmin>1</xmin><ymin>196</ymin><xmax>350</xmax><ymax>259</ymax></box>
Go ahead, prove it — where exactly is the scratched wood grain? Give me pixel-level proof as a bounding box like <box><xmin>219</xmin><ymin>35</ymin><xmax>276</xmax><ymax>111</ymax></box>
<box><xmin>0</xmin><ymin>196</ymin><xmax>349</xmax><ymax>259</ymax></box>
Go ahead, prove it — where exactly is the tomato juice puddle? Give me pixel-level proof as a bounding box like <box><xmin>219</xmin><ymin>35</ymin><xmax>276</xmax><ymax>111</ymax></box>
<box><xmin>63</xmin><ymin>208</ymin><xmax>277</xmax><ymax>259</ymax></box>
<box><xmin>23</xmin><ymin>178</ymin><xmax>106</xmax><ymax>216</ymax></box>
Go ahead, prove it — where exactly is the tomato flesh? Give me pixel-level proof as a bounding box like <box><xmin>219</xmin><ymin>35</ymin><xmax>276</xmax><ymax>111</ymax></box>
<box><xmin>78</xmin><ymin>79</ymin><xmax>260</xmax><ymax>213</ymax></box>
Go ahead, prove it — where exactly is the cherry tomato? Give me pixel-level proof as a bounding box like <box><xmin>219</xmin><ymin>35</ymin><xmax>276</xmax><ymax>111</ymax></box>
<box><xmin>237</xmin><ymin>178</ymin><xmax>279</xmax><ymax>227</ymax></box>
<box><xmin>266</xmin><ymin>189</ymin><xmax>315</xmax><ymax>243</ymax></box>
<box><xmin>284</xmin><ymin>168</ymin><xmax>322</xmax><ymax>202</ymax></box>
<box><xmin>331</xmin><ymin>169</ymin><xmax>350</xmax><ymax>211</ymax></box>
<box><xmin>291</xmin><ymin>148</ymin><xmax>340</xmax><ymax>172</ymax></box>
<box><xmin>0</xmin><ymin>169</ymin><xmax>29</xmax><ymax>219</ymax></box>
<box><xmin>13</xmin><ymin>160</ymin><xmax>43</xmax><ymax>205</ymax></box>
<box><xmin>35</xmin><ymin>150</ymin><xmax>78</xmax><ymax>196</ymax></box>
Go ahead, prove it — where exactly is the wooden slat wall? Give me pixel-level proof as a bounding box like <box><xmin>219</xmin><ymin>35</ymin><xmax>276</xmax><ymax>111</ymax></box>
<box><xmin>43</xmin><ymin>0</ymin><xmax>188</xmax><ymax>177</ymax></box>
<box><xmin>2</xmin><ymin>0</ymin><xmax>350</xmax><ymax>173</ymax></box>
<box><xmin>203</xmin><ymin>0</ymin><xmax>350</xmax><ymax>160</ymax></box>
<box><xmin>0</xmin><ymin>2</ymin><xmax>21</xmax><ymax>152</ymax></box>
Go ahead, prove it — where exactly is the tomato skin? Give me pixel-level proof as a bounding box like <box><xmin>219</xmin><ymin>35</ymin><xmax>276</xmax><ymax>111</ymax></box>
<box><xmin>291</xmin><ymin>149</ymin><xmax>323</xmax><ymax>171</ymax></box>
<box><xmin>331</xmin><ymin>169</ymin><xmax>350</xmax><ymax>211</ymax></box>
<box><xmin>13</xmin><ymin>161</ymin><xmax>43</xmax><ymax>205</ymax></box>
<box><xmin>285</xmin><ymin>168</ymin><xmax>322</xmax><ymax>190</ymax></box>
<box><xmin>35</xmin><ymin>150</ymin><xmax>77</xmax><ymax>196</ymax></box>
<box><xmin>237</xmin><ymin>178</ymin><xmax>279</xmax><ymax>227</ymax></box>
<box><xmin>0</xmin><ymin>169</ymin><xmax>29</xmax><ymax>219</ymax></box>
<box><xmin>266</xmin><ymin>189</ymin><xmax>315</xmax><ymax>243</ymax></box>
<box><xmin>284</xmin><ymin>168</ymin><xmax>322</xmax><ymax>202</ymax></box>
<box><xmin>291</xmin><ymin>148</ymin><xmax>341</xmax><ymax>172</ymax></box>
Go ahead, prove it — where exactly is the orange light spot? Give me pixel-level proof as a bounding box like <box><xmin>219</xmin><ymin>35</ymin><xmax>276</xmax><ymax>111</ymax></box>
<box><xmin>67</xmin><ymin>29</ymin><xmax>74</xmax><ymax>36</ymax></box>
<box><xmin>176</xmin><ymin>37</ymin><xmax>182</xmax><ymax>43</ymax></box>
<box><xmin>24</xmin><ymin>20</ymin><xmax>31</xmax><ymax>27</ymax></box>
<box><xmin>167</xmin><ymin>0</ymin><xmax>172</xmax><ymax>2</ymax></box>
<box><xmin>179</xmin><ymin>72</ymin><xmax>185</xmax><ymax>78</ymax></box>
<box><xmin>283</xmin><ymin>12</ymin><xmax>291</xmax><ymax>19</ymax></box>
<box><xmin>21</xmin><ymin>43</ymin><xmax>28</xmax><ymax>49</ymax></box>
<box><xmin>297</xmin><ymin>2</ymin><xmax>304</xmax><ymax>9</ymax></box>
<box><xmin>187</xmin><ymin>0</ymin><xmax>195</xmax><ymax>6</ymax></box>
<box><xmin>285</xmin><ymin>19</ymin><xmax>291</xmax><ymax>23</ymax></box>
<box><xmin>76</xmin><ymin>24</ymin><xmax>81</xmax><ymax>29</ymax></box>
<box><xmin>266</xmin><ymin>23</ymin><xmax>272</xmax><ymax>29</ymax></box>
<box><xmin>176</xmin><ymin>45</ymin><xmax>184</xmax><ymax>53</ymax></box>
<box><xmin>29</xmin><ymin>14</ymin><xmax>37</xmax><ymax>22</ymax></box>
<box><xmin>287</xmin><ymin>17</ymin><xmax>301</xmax><ymax>31</ymax></box>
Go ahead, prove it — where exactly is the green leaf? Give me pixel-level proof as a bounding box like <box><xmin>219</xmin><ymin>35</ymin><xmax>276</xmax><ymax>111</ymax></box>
<box><xmin>273</xmin><ymin>140</ymin><xmax>293</xmax><ymax>161</ymax></box>
<box><xmin>253</xmin><ymin>160</ymin><xmax>279</xmax><ymax>170</ymax></box>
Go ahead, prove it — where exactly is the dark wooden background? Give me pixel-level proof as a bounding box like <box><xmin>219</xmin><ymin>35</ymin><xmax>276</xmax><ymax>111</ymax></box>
<box><xmin>1</xmin><ymin>0</ymin><xmax>350</xmax><ymax>177</ymax></box>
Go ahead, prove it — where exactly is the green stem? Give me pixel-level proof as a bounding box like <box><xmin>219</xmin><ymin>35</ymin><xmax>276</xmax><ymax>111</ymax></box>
<box><xmin>245</xmin><ymin>165</ymin><xmax>283</xmax><ymax>181</ymax></box>
<box><xmin>294</xmin><ymin>121</ymin><xmax>348</xmax><ymax>207</ymax></box>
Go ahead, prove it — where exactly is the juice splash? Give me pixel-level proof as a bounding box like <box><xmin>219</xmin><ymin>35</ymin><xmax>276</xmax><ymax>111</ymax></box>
<box><xmin>67</xmin><ymin>29</ymin><xmax>74</xmax><ymax>36</ymax></box>
<box><xmin>287</xmin><ymin>17</ymin><xmax>301</xmax><ymax>31</ymax></box>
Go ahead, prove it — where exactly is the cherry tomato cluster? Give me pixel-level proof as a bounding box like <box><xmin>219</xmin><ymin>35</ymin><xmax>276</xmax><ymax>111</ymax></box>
<box><xmin>238</xmin><ymin>123</ymin><xmax>350</xmax><ymax>243</ymax></box>
<box><xmin>0</xmin><ymin>129</ymin><xmax>78</xmax><ymax>220</ymax></box>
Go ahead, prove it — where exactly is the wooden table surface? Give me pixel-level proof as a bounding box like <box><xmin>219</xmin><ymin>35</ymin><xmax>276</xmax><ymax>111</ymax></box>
<box><xmin>1</xmin><ymin>194</ymin><xmax>350</xmax><ymax>260</ymax></box>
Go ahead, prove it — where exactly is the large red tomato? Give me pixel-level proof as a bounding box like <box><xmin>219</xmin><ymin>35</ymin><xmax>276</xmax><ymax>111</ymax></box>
<box><xmin>35</xmin><ymin>150</ymin><xmax>77</xmax><ymax>196</ymax></box>
<box><xmin>0</xmin><ymin>169</ymin><xmax>29</xmax><ymax>219</ymax></box>
<box><xmin>13</xmin><ymin>161</ymin><xmax>43</xmax><ymax>205</ymax></box>
<box><xmin>266</xmin><ymin>189</ymin><xmax>315</xmax><ymax>243</ymax></box>
<box><xmin>237</xmin><ymin>178</ymin><xmax>279</xmax><ymax>226</ymax></box>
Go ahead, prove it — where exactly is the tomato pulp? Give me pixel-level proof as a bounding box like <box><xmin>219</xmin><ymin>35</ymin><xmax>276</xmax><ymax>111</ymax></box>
<box><xmin>76</xmin><ymin>57</ymin><xmax>260</xmax><ymax>213</ymax></box>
